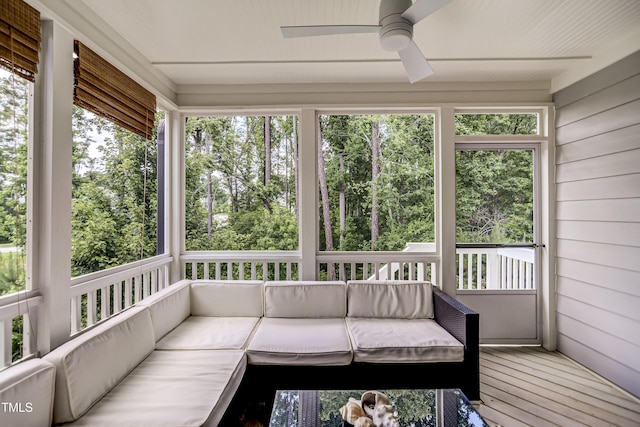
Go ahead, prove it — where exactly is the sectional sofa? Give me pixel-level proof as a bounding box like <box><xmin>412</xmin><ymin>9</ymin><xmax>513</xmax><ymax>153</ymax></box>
<box><xmin>0</xmin><ymin>279</ymin><xmax>479</xmax><ymax>426</ymax></box>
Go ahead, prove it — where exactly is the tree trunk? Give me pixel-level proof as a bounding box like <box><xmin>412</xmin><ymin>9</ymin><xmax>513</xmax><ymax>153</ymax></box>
<box><xmin>264</xmin><ymin>115</ymin><xmax>272</xmax><ymax>212</ymax></box>
<box><xmin>293</xmin><ymin>117</ymin><xmax>300</xmax><ymax>221</ymax></box>
<box><xmin>317</xmin><ymin>119</ymin><xmax>335</xmax><ymax>280</ymax></box>
<box><xmin>205</xmin><ymin>134</ymin><xmax>213</xmax><ymax>240</ymax></box>
<box><xmin>339</xmin><ymin>153</ymin><xmax>346</xmax><ymax>248</ymax></box>
<box><xmin>371</xmin><ymin>121</ymin><xmax>380</xmax><ymax>249</ymax></box>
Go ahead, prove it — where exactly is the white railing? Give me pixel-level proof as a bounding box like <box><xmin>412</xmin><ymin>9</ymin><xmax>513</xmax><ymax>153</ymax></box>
<box><xmin>70</xmin><ymin>255</ymin><xmax>173</xmax><ymax>334</ymax></box>
<box><xmin>317</xmin><ymin>251</ymin><xmax>438</xmax><ymax>283</ymax></box>
<box><xmin>456</xmin><ymin>246</ymin><xmax>535</xmax><ymax>290</ymax></box>
<box><xmin>181</xmin><ymin>251</ymin><xmax>301</xmax><ymax>281</ymax></box>
<box><xmin>180</xmin><ymin>250</ymin><xmax>438</xmax><ymax>284</ymax></box>
<box><xmin>0</xmin><ymin>290</ymin><xmax>43</xmax><ymax>368</ymax></box>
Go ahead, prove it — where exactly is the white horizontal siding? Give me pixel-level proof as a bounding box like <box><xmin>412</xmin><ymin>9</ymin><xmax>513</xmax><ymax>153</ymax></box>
<box><xmin>555</xmin><ymin>99</ymin><xmax>640</xmax><ymax>145</ymax></box>
<box><xmin>557</xmin><ymin>220</ymin><xmax>640</xmax><ymax>247</ymax></box>
<box><xmin>557</xmin><ymin>277</ymin><xmax>640</xmax><ymax>322</ymax></box>
<box><xmin>556</xmin><ymin>199</ymin><xmax>640</xmax><ymax>222</ymax></box>
<box><xmin>553</xmin><ymin>50</ymin><xmax>640</xmax><ymax>398</ymax></box>
<box><xmin>557</xmin><ymin>174</ymin><xmax>640</xmax><ymax>201</ymax></box>
<box><xmin>556</xmin><ymin>123</ymin><xmax>640</xmax><ymax>164</ymax></box>
<box><xmin>556</xmin><ymin>258</ymin><xmax>640</xmax><ymax>297</ymax></box>
<box><xmin>556</xmin><ymin>149</ymin><xmax>640</xmax><ymax>182</ymax></box>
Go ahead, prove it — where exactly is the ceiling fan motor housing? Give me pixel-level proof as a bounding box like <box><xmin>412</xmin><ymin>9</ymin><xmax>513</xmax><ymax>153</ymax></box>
<box><xmin>378</xmin><ymin>0</ymin><xmax>414</xmax><ymax>52</ymax></box>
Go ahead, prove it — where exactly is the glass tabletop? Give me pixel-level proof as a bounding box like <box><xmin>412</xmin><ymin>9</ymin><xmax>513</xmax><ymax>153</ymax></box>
<box><xmin>268</xmin><ymin>389</ymin><xmax>488</xmax><ymax>427</ymax></box>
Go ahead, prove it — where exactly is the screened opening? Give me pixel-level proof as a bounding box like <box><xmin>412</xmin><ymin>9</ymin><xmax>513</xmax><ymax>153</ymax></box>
<box><xmin>455</xmin><ymin>113</ymin><xmax>538</xmax><ymax>135</ymax></box>
<box><xmin>184</xmin><ymin>115</ymin><xmax>299</xmax><ymax>252</ymax></box>
<box><xmin>317</xmin><ymin>114</ymin><xmax>435</xmax><ymax>252</ymax></box>
<box><xmin>71</xmin><ymin>108</ymin><xmax>160</xmax><ymax>277</ymax></box>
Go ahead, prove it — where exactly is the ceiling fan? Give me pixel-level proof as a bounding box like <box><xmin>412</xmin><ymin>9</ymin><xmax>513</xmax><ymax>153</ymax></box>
<box><xmin>281</xmin><ymin>0</ymin><xmax>452</xmax><ymax>83</ymax></box>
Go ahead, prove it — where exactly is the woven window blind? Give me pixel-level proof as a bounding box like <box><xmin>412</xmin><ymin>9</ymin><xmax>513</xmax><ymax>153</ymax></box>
<box><xmin>74</xmin><ymin>40</ymin><xmax>156</xmax><ymax>140</ymax></box>
<box><xmin>0</xmin><ymin>0</ymin><xmax>41</xmax><ymax>82</ymax></box>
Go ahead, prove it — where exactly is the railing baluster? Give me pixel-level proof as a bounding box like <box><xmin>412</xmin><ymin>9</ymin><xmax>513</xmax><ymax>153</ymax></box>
<box><xmin>87</xmin><ymin>291</ymin><xmax>97</xmax><ymax>326</ymax></box>
<box><xmin>204</xmin><ymin>262</ymin><xmax>210</xmax><ymax>280</ymax></box>
<box><xmin>191</xmin><ymin>262</ymin><xmax>197</xmax><ymax>280</ymax></box>
<box><xmin>101</xmin><ymin>286</ymin><xmax>109</xmax><ymax>320</ymax></box>
<box><xmin>1</xmin><ymin>320</ymin><xmax>11</xmax><ymax>367</ymax></box>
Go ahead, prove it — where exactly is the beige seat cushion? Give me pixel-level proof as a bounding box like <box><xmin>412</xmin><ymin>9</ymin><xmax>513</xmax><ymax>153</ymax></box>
<box><xmin>0</xmin><ymin>358</ymin><xmax>56</xmax><ymax>427</ymax></box>
<box><xmin>156</xmin><ymin>316</ymin><xmax>260</xmax><ymax>350</ymax></box>
<box><xmin>64</xmin><ymin>350</ymin><xmax>246</xmax><ymax>427</ymax></box>
<box><xmin>346</xmin><ymin>317</ymin><xmax>464</xmax><ymax>363</ymax></box>
<box><xmin>44</xmin><ymin>306</ymin><xmax>155</xmax><ymax>424</ymax></box>
<box><xmin>246</xmin><ymin>318</ymin><xmax>353</xmax><ymax>365</ymax></box>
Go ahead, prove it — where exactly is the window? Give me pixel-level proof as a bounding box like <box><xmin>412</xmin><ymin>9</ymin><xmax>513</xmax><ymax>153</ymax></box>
<box><xmin>71</xmin><ymin>108</ymin><xmax>160</xmax><ymax>276</ymax></box>
<box><xmin>0</xmin><ymin>69</ymin><xmax>28</xmax><ymax>296</ymax></box>
<box><xmin>317</xmin><ymin>114</ymin><xmax>435</xmax><ymax>251</ymax></box>
<box><xmin>184</xmin><ymin>115</ymin><xmax>299</xmax><ymax>251</ymax></box>
<box><xmin>70</xmin><ymin>41</ymin><xmax>159</xmax><ymax>277</ymax></box>
<box><xmin>455</xmin><ymin>113</ymin><xmax>538</xmax><ymax>135</ymax></box>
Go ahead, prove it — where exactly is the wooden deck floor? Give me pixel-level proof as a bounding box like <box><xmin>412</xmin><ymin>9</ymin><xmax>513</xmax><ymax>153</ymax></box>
<box><xmin>476</xmin><ymin>346</ymin><xmax>640</xmax><ymax>427</ymax></box>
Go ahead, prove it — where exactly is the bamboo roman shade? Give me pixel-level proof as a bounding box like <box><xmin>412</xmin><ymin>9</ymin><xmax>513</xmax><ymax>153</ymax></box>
<box><xmin>0</xmin><ymin>0</ymin><xmax>41</xmax><ymax>82</ymax></box>
<box><xmin>73</xmin><ymin>40</ymin><xmax>156</xmax><ymax>140</ymax></box>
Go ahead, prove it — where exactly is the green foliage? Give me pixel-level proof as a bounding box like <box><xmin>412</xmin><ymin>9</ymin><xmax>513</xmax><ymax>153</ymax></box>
<box><xmin>319</xmin><ymin>114</ymin><xmax>436</xmax><ymax>252</ymax></box>
<box><xmin>70</xmin><ymin>108</ymin><xmax>159</xmax><ymax>276</ymax></box>
<box><xmin>456</xmin><ymin>149</ymin><xmax>534</xmax><ymax>243</ymax></box>
<box><xmin>184</xmin><ymin>116</ymin><xmax>299</xmax><ymax>251</ymax></box>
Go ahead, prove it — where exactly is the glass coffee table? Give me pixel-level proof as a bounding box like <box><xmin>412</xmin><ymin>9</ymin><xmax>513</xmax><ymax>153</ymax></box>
<box><xmin>268</xmin><ymin>389</ymin><xmax>488</xmax><ymax>427</ymax></box>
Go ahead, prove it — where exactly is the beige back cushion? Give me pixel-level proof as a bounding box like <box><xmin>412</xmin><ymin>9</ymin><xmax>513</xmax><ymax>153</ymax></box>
<box><xmin>137</xmin><ymin>280</ymin><xmax>191</xmax><ymax>341</ymax></box>
<box><xmin>0</xmin><ymin>358</ymin><xmax>56</xmax><ymax>427</ymax></box>
<box><xmin>347</xmin><ymin>280</ymin><xmax>434</xmax><ymax>318</ymax></box>
<box><xmin>44</xmin><ymin>306</ymin><xmax>155</xmax><ymax>424</ymax></box>
<box><xmin>264</xmin><ymin>281</ymin><xmax>347</xmax><ymax>318</ymax></box>
<box><xmin>190</xmin><ymin>280</ymin><xmax>264</xmax><ymax>317</ymax></box>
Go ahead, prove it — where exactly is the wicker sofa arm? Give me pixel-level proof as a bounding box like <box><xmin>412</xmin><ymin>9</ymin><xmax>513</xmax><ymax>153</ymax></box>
<box><xmin>433</xmin><ymin>287</ymin><xmax>479</xmax><ymax>350</ymax></box>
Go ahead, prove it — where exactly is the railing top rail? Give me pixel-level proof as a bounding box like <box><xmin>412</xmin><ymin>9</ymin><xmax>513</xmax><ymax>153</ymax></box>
<box><xmin>181</xmin><ymin>251</ymin><xmax>301</xmax><ymax>262</ymax></box>
<box><xmin>70</xmin><ymin>256</ymin><xmax>173</xmax><ymax>297</ymax></box>
<box><xmin>0</xmin><ymin>292</ymin><xmax>43</xmax><ymax>321</ymax></box>
<box><xmin>70</xmin><ymin>254</ymin><xmax>173</xmax><ymax>287</ymax></box>
<box><xmin>456</xmin><ymin>243</ymin><xmax>536</xmax><ymax>249</ymax></box>
<box><xmin>316</xmin><ymin>251</ymin><xmax>439</xmax><ymax>263</ymax></box>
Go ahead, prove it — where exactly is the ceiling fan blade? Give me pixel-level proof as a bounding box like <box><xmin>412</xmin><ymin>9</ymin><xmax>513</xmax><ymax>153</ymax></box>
<box><xmin>401</xmin><ymin>0</ymin><xmax>453</xmax><ymax>25</ymax></box>
<box><xmin>281</xmin><ymin>25</ymin><xmax>380</xmax><ymax>38</ymax></box>
<box><xmin>398</xmin><ymin>40</ymin><xmax>434</xmax><ymax>83</ymax></box>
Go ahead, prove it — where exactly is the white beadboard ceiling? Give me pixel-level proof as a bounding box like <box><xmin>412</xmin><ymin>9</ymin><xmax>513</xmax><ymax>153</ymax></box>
<box><xmin>39</xmin><ymin>0</ymin><xmax>640</xmax><ymax>95</ymax></box>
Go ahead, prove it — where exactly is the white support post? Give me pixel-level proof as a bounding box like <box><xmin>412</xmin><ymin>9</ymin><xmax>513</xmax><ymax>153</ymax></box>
<box><xmin>539</xmin><ymin>107</ymin><xmax>557</xmax><ymax>351</ymax></box>
<box><xmin>32</xmin><ymin>21</ymin><xmax>74</xmax><ymax>353</ymax></box>
<box><xmin>298</xmin><ymin>109</ymin><xmax>318</xmax><ymax>280</ymax></box>
<box><xmin>167</xmin><ymin>110</ymin><xmax>184</xmax><ymax>283</ymax></box>
<box><xmin>437</xmin><ymin>108</ymin><xmax>457</xmax><ymax>296</ymax></box>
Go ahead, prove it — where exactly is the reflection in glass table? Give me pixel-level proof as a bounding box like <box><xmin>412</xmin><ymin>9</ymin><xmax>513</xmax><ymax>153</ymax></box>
<box><xmin>268</xmin><ymin>389</ymin><xmax>488</xmax><ymax>427</ymax></box>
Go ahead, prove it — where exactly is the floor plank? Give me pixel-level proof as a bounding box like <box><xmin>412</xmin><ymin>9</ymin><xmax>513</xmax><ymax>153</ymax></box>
<box><xmin>477</xmin><ymin>346</ymin><xmax>640</xmax><ymax>427</ymax></box>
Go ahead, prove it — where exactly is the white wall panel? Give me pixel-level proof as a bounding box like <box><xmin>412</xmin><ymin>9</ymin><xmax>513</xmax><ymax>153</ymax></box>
<box><xmin>556</xmin><ymin>313</ymin><xmax>639</xmax><ymax>372</ymax></box>
<box><xmin>557</xmin><ymin>277</ymin><xmax>640</xmax><ymax>322</ymax></box>
<box><xmin>556</xmin><ymin>149</ymin><xmax>640</xmax><ymax>183</ymax></box>
<box><xmin>555</xmin><ymin>99</ymin><xmax>640</xmax><ymax>145</ymax></box>
<box><xmin>557</xmin><ymin>174</ymin><xmax>640</xmax><ymax>201</ymax></box>
<box><xmin>555</xmin><ymin>74</ymin><xmax>640</xmax><ymax>127</ymax></box>
<box><xmin>556</xmin><ymin>199</ymin><xmax>640</xmax><ymax>222</ymax></box>
<box><xmin>553</xmin><ymin>50</ymin><xmax>640</xmax><ymax>398</ymax></box>
<box><xmin>556</xmin><ymin>123</ymin><xmax>640</xmax><ymax>165</ymax></box>
<box><xmin>557</xmin><ymin>239</ymin><xmax>640</xmax><ymax>272</ymax></box>
<box><xmin>557</xmin><ymin>297</ymin><xmax>640</xmax><ymax>345</ymax></box>
<box><xmin>557</xmin><ymin>258</ymin><xmax>640</xmax><ymax>297</ymax></box>
<box><xmin>557</xmin><ymin>220</ymin><xmax>640</xmax><ymax>247</ymax></box>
